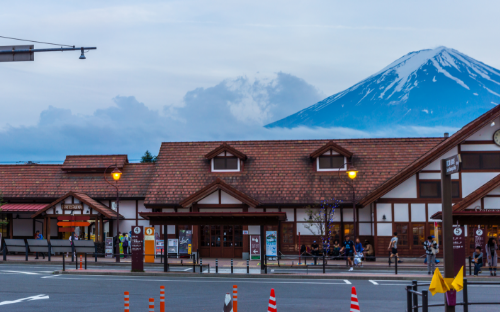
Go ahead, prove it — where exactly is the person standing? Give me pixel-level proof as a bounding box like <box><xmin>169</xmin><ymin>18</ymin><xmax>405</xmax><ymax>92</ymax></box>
<box><xmin>486</xmin><ymin>237</ymin><xmax>498</xmax><ymax>276</ymax></box>
<box><xmin>354</xmin><ymin>238</ymin><xmax>364</xmax><ymax>266</ymax></box>
<box><xmin>472</xmin><ymin>247</ymin><xmax>483</xmax><ymax>276</ymax></box>
<box><xmin>34</xmin><ymin>230</ymin><xmax>45</xmax><ymax>259</ymax></box>
<box><xmin>388</xmin><ymin>232</ymin><xmax>399</xmax><ymax>263</ymax></box>
<box><xmin>311</xmin><ymin>241</ymin><xmax>319</xmax><ymax>265</ymax></box>
<box><xmin>340</xmin><ymin>236</ymin><xmax>355</xmax><ymax>271</ymax></box>
<box><xmin>122</xmin><ymin>233</ymin><xmax>129</xmax><ymax>259</ymax></box>
<box><xmin>424</xmin><ymin>236</ymin><xmax>438</xmax><ymax>274</ymax></box>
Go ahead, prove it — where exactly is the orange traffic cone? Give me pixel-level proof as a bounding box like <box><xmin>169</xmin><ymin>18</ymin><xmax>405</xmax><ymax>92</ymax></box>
<box><xmin>350</xmin><ymin>286</ymin><xmax>360</xmax><ymax>312</ymax></box>
<box><xmin>268</xmin><ymin>288</ymin><xmax>276</xmax><ymax>312</ymax></box>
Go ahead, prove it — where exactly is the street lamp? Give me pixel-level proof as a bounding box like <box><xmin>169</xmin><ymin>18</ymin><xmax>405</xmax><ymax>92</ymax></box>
<box><xmin>104</xmin><ymin>164</ymin><xmax>122</xmax><ymax>263</ymax></box>
<box><xmin>338</xmin><ymin>165</ymin><xmax>358</xmax><ymax>243</ymax></box>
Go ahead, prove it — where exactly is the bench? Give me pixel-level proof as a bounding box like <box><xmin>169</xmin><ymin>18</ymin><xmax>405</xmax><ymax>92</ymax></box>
<box><xmin>26</xmin><ymin>239</ymin><xmax>52</xmax><ymax>261</ymax></box>
<box><xmin>3</xmin><ymin>239</ymin><xmax>28</xmax><ymax>261</ymax></box>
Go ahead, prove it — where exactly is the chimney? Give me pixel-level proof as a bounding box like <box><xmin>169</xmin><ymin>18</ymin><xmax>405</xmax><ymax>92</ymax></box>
<box><xmin>444</xmin><ymin>132</ymin><xmax>449</xmax><ymax>138</ymax></box>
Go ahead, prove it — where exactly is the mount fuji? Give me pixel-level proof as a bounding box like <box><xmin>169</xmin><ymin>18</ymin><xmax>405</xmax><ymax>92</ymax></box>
<box><xmin>265</xmin><ymin>47</ymin><xmax>500</xmax><ymax>130</ymax></box>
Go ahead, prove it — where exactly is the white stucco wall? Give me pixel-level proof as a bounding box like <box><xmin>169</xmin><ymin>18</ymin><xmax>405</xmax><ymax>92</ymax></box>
<box><xmin>428</xmin><ymin>204</ymin><xmax>442</xmax><ymax>221</ymax></box>
<box><xmin>466</xmin><ymin>118</ymin><xmax>500</xmax><ymax>141</ymax></box>
<box><xmin>358</xmin><ymin>206</ymin><xmax>371</xmax><ymax>222</ymax></box>
<box><xmin>377</xmin><ymin>223</ymin><xmax>393</xmax><ymax>236</ymax></box>
<box><xmin>394</xmin><ymin>204</ymin><xmax>409</xmax><ymax>222</ymax></box>
<box><xmin>382</xmin><ymin>175</ymin><xmax>417</xmax><ymax>198</ymax></box>
<box><xmin>13</xmin><ymin>219</ymin><xmax>33</xmax><ymax>236</ymax></box>
<box><xmin>484</xmin><ymin>197</ymin><xmax>500</xmax><ymax>209</ymax></box>
<box><xmin>119</xmin><ymin>200</ymin><xmax>136</xmax><ymax>219</ymax></box>
<box><xmin>376</xmin><ymin>203</ymin><xmax>392</xmax><ymax>222</ymax></box>
<box><xmin>199</xmin><ymin>192</ymin><xmax>219</xmax><ymax>204</ymax></box>
<box><xmin>221</xmin><ymin>191</ymin><xmax>242</xmax><ymax>204</ymax></box>
<box><xmin>461</xmin><ymin>144</ymin><xmax>500</xmax><ymax>151</ymax></box>
<box><xmin>282</xmin><ymin>208</ymin><xmax>295</xmax><ymax>221</ymax></box>
<box><xmin>343</xmin><ymin>208</ymin><xmax>353</xmax><ymax>222</ymax></box>
<box><xmin>466</xmin><ymin>200</ymin><xmax>482</xmax><ymax>210</ymax></box>
<box><xmin>422</xmin><ymin>147</ymin><xmax>459</xmax><ymax>171</ymax></box>
<box><xmin>411</xmin><ymin>203</ymin><xmax>426</xmax><ymax>222</ymax></box>
<box><xmin>359</xmin><ymin>223</ymin><xmax>372</xmax><ymax>235</ymax></box>
<box><xmin>462</xmin><ymin>173</ymin><xmax>500</xmax><ymax>197</ymax></box>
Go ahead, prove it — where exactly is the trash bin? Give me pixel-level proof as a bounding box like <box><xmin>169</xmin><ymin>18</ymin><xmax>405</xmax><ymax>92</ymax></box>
<box><xmin>242</xmin><ymin>252</ymin><xmax>250</xmax><ymax>260</ymax></box>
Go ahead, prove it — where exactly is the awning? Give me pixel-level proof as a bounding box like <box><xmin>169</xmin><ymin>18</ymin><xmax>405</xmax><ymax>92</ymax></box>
<box><xmin>0</xmin><ymin>203</ymin><xmax>47</xmax><ymax>212</ymax></box>
<box><xmin>140</xmin><ymin>212</ymin><xmax>287</xmax><ymax>226</ymax></box>
<box><xmin>431</xmin><ymin>210</ymin><xmax>500</xmax><ymax>225</ymax></box>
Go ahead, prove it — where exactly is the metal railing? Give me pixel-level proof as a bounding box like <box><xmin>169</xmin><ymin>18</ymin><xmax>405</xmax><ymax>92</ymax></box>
<box><xmin>405</xmin><ymin>279</ymin><xmax>500</xmax><ymax>311</ymax></box>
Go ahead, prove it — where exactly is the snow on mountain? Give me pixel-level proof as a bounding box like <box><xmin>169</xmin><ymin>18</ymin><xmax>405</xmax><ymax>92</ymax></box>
<box><xmin>265</xmin><ymin>47</ymin><xmax>500</xmax><ymax>130</ymax></box>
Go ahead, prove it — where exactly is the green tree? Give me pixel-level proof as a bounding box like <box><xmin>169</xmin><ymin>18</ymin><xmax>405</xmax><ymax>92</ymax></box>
<box><xmin>140</xmin><ymin>150</ymin><xmax>157</xmax><ymax>163</ymax></box>
<box><xmin>0</xmin><ymin>191</ymin><xmax>8</xmax><ymax>226</ymax></box>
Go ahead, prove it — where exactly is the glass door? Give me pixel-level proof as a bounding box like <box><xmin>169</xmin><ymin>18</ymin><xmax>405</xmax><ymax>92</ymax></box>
<box><xmin>412</xmin><ymin>224</ymin><xmax>425</xmax><ymax>256</ymax></box>
<box><xmin>222</xmin><ymin>225</ymin><xmax>233</xmax><ymax>258</ymax></box>
<box><xmin>210</xmin><ymin>225</ymin><xmax>222</xmax><ymax>258</ymax></box>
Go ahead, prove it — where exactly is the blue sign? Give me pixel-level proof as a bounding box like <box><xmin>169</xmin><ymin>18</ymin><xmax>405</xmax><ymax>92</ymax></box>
<box><xmin>266</xmin><ymin>231</ymin><xmax>277</xmax><ymax>256</ymax></box>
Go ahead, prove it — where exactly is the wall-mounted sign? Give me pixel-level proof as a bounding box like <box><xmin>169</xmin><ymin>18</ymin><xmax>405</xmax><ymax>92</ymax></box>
<box><xmin>243</xmin><ymin>230</ymin><xmax>249</xmax><ymax>235</ymax></box>
<box><xmin>62</xmin><ymin>204</ymin><xmax>83</xmax><ymax>210</ymax></box>
<box><xmin>167</xmin><ymin>239</ymin><xmax>178</xmax><ymax>255</ymax></box>
<box><xmin>131</xmin><ymin>226</ymin><xmax>144</xmax><ymax>271</ymax></box>
<box><xmin>445</xmin><ymin>155</ymin><xmax>461</xmax><ymax>175</ymax></box>
<box><xmin>105</xmin><ymin>237</ymin><xmax>114</xmax><ymax>258</ymax></box>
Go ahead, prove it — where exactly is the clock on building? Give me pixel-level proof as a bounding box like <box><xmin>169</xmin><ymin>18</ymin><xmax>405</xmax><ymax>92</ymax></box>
<box><xmin>494</xmin><ymin>129</ymin><xmax>500</xmax><ymax>146</ymax></box>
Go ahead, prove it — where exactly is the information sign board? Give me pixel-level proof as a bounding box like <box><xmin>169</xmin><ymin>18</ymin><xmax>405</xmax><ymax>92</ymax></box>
<box><xmin>131</xmin><ymin>226</ymin><xmax>144</xmax><ymax>272</ymax></box>
<box><xmin>145</xmin><ymin>227</ymin><xmax>155</xmax><ymax>263</ymax></box>
<box><xmin>474</xmin><ymin>227</ymin><xmax>487</xmax><ymax>252</ymax></box>
<box><xmin>167</xmin><ymin>239</ymin><xmax>178</xmax><ymax>255</ymax></box>
<box><xmin>105</xmin><ymin>237</ymin><xmax>113</xmax><ymax>258</ymax></box>
<box><xmin>179</xmin><ymin>230</ymin><xmax>192</xmax><ymax>255</ymax></box>
<box><xmin>250</xmin><ymin>235</ymin><xmax>261</xmax><ymax>260</ymax></box>
<box><xmin>155</xmin><ymin>240</ymin><xmax>164</xmax><ymax>256</ymax></box>
<box><xmin>445</xmin><ymin>155</ymin><xmax>461</xmax><ymax>175</ymax></box>
<box><xmin>452</xmin><ymin>225</ymin><xmax>466</xmax><ymax>275</ymax></box>
<box><xmin>266</xmin><ymin>231</ymin><xmax>277</xmax><ymax>257</ymax></box>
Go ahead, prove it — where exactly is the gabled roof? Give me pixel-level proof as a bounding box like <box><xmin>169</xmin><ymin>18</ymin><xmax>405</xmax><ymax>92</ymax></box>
<box><xmin>62</xmin><ymin>155</ymin><xmax>128</xmax><ymax>172</ymax></box>
<box><xmin>309</xmin><ymin>141</ymin><xmax>353</xmax><ymax>158</ymax></box>
<box><xmin>359</xmin><ymin>105</ymin><xmax>500</xmax><ymax>207</ymax></box>
<box><xmin>179</xmin><ymin>178</ymin><xmax>260</xmax><ymax>208</ymax></box>
<box><xmin>204</xmin><ymin>143</ymin><xmax>247</xmax><ymax>160</ymax></box>
<box><xmin>31</xmin><ymin>191</ymin><xmax>122</xmax><ymax>219</ymax></box>
<box><xmin>431</xmin><ymin>173</ymin><xmax>500</xmax><ymax>220</ymax></box>
<box><xmin>0</xmin><ymin>203</ymin><xmax>47</xmax><ymax>212</ymax></box>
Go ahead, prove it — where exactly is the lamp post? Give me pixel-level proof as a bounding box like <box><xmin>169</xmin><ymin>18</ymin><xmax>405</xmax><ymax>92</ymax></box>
<box><xmin>338</xmin><ymin>164</ymin><xmax>358</xmax><ymax>242</ymax></box>
<box><xmin>104</xmin><ymin>165</ymin><xmax>122</xmax><ymax>263</ymax></box>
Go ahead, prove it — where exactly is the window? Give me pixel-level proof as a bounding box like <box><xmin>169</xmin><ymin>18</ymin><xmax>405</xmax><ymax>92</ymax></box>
<box><xmin>317</xmin><ymin>150</ymin><xmax>345</xmax><ymax>171</ymax></box>
<box><xmin>212</xmin><ymin>151</ymin><xmax>240</xmax><ymax>172</ymax></box>
<box><xmin>395</xmin><ymin>224</ymin><xmax>408</xmax><ymax>246</ymax></box>
<box><xmin>413</xmin><ymin>224</ymin><xmax>425</xmax><ymax>247</ymax></box>
<box><xmin>419</xmin><ymin>181</ymin><xmax>460</xmax><ymax>198</ymax></box>
<box><xmin>234</xmin><ymin>226</ymin><xmax>243</xmax><ymax>247</ymax></box>
<box><xmin>281</xmin><ymin>223</ymin><xmax>294</xmax><ymax>244</ymax></box>
<box><xmin>200</xmin><ymin>225</ymin><xmax>210</xmax><ymax>247</ymax></box>
<box><xmin>462</xmin><ymin>153</ymin><xmax>500</xmax><ymax>170</ymax></box>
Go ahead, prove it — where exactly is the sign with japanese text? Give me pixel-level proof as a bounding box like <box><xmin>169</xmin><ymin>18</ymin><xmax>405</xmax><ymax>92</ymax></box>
<box><xmin>250</xmin><ymin>235</ymin><xmax>261</xmax><ymax>260</ymax></box>
<box><xmin>179</xmin><ymin>230</ymin><xmax>192</xmax><ymax>255</ymax></box>
<box><xmin>452</xmin><ymin>225</ymin><xmax>465</xmax><ymax>276</ymax></box>
<box><xmin>155</xmin><ymin>239</ymin><xmax>164</xmax><ymax>256</ymax></box>
<box><xmin>62</xmin><ymin>204</ymin><xmax>83</xmax><ymax>210</ymax></box>
<box><xmin>105</xmin><ymin>237</ymin><xmax>113</xmax><ymax>258</ymax></box>
<box><xmin>131</xmin><ymin>226</ymin><xmax>144</xmax><ymax>272</ymax></box>
<box><xmin>445</xmin><ymin>155</ymin><xmax>461</xmax><ymax>175</ymax></box>
<box><xmin>145</xmin><ymin>227</ymin><xmax>155</xmax><ymax>263</ymax></box>
<box><xmin>266</xmin><ymin>231</ymin><xmax>277</xmax><ymax>257</ymax></box>
<box><xmin>474</xmin><ymin>227</ymin><xmax>487</xmax><ymax>252</ymax></box>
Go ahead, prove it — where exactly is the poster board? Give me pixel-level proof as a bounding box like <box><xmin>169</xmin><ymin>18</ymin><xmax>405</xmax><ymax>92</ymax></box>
<box><xmin>167</xmin><ymin>239</ymin><xmax>179</xmax><ymax>255</ymax></box>
<box><xmin>105</xmin><ymin>237</ymin><xmax>114</xmax><ymax>258</ymax></box>
<box><xmin>145</xmin><ymin>227</ymin><xmax>155</xmax><ymax>263</ymax></box>
<box><xmin>131</xmin><ymin>226</ymin><xmax>144</xmax><ymax>272</ymax></box>
<box><xmin>266</xmin><ymin>231</ymin><xmax>277</xmax><ymax>257</ymax></box>
<box><xmin>250</xmin><ymin>235</ymin><xmax>261</xmax><ymax>260</ymax></box>
<box><xmin>179</xmin><ymin>230</ymin><xmax>192</xmax><ymax>255</ymax></box>
<box><xmin>155</xmin><ymin>240</ymin><xmax>164</xmax><ymax>256</ymax></box>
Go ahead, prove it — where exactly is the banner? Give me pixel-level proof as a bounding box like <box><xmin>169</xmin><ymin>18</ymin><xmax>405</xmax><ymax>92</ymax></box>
<box><xmin>105</xmin><ymin>237</ymin><xmax>113</xmax><ymax>258</ymax></box>
<box><xmin>179</xmin><ymin>230</ymin><xmax>193</xmax><ymax>254</ymax></box>
<box><xmin>266</xmin><ymin>231</ymin><xmax>277</xmax><ymax>257</ymax></box>
<box><xmin>250</xmin><ymin>235</ymin><xmax>261</xmax><ymax>260</ymax></box>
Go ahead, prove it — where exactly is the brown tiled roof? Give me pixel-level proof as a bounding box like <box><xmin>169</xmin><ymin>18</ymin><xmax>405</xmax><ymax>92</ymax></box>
<box><xmin>62</xmin><ymin>155</ymin><xmax>128</xmax><ymax>172</ymax></box>
<box><xmin>179</xmin><ymin>178</ymin><xmax>260</xmax><ymax>208</ymax></box>
<box><xmin>431</xmin><ymin>173</ymin><xmax>500</xmax><ymax>219</ymax></box>
<box><xmin>32</xmin><ymin>191</ymin><xmax>121</xmax><ymax>219</ymax></box>
<box><xmin>310</xmin><ymin>141</ymin><xmax>353</xmax><ymax>158</ymax></box>
<box><xmin>0</xmin><ymin>163</ymin><xmax>154</xmax><ymax>200</ymax></box>
<box><xmin>205</xmin><ymin>143</ymin><xmax>247</xmax><ymax>160</ymax></box>
<box><xmin>145</xmin><ymin>138</ymin><xmax>443</xmax><ymax>206</ymax></box>
<box><xmin>359</xmin><ymin>105</ymin><xmax>500</xmax><ymax>207</ymax></box>
<box><xmin>0</xmin><ymin>203</ymin><xmax>47</xmax><ymax>212</ymax></box>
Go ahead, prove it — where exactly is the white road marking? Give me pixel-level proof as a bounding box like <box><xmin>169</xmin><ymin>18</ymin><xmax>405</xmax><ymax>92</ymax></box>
<box><xmin>369</xmin><ymin>280</ymin><xmax>379</xmax><ymax>285</ymax></box>
<box><xmin>0</xmin><ymin>294</ymin><xmax>49</xmax><ymax>306</ymax></box>
<box><xmin>1</xmin><ymin>270</ymin><xmax>39</xmax><ymax>275</ymax></box>
<box><xmin>41</xmin><ymin>275</ymin><xmax>61</xmax><ymax>279</ymax></box>
<box><xmin>344</xmin><ymin>280</ymin><xmax>352</xmax><ymax>284</ymax></box>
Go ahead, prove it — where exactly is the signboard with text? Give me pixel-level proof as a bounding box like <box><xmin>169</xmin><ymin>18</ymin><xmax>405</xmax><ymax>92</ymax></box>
<box><xmin>62</xmin><ymin>204</ymin><xmax>84</xmax><ymax>211</ymax></box>
<box><xmin>155</xmin><ymin>239</ymin><xmax>164</xmax><ymax>256</ymax></box>
<box><xmin>131</xmin><ymin>226</ymin><xmax>144</xmax><ymax>272</ymax></box>
<box><xmin>474</xmin><ymin>227</ymin><xmax>487</xmax><ymax>252</ymax></box>
<box><xmin>145</xmin><ymin>227</ymin><xmax>155</xmax><ymax>263</ymax></box>
<box><xmin>266</xmin><ymin>231</ymin><xmax>277</xmax><ymax>257</ymax></box>
<box><xmin>250</xmin><ymin>235</ymin><xmax>261</xmax><ymax>260</ymax></box>
<box><xmin>445</xmin><ymin>155</ymin><xmax>461</xmax><ymax>175</ymax></box>
<box><xmin>452</xmin><ymin>225</ymin><xmax>466</xmax><ymax>276</ymax></box>
<box><xmin>105</xmin><ymin>237</ymin><xmax>113</xmax><ymax>258</ymax></box>
<box><xmin>179</xmin><ymin>230</ymin><xmax>192</xmax><ymax>255</ymax></box>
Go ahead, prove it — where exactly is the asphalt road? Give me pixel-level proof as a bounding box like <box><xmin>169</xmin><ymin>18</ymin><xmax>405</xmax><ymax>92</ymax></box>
<box><xmin>0</xmin><ymin>264</ymin><xmax>499</xmax><ymax>311</ymax></box>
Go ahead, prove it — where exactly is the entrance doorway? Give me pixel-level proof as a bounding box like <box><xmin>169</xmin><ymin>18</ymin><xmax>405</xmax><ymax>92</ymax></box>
<box><xmin>199</xmin><ymin>225</ymin><xmax>243</xmax><ymax>258</ymax></box>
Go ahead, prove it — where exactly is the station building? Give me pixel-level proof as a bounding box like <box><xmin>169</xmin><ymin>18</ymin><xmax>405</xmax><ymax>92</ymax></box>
<box><xmin>2</xmin><ymin>105</ymin><xmax>500</xmax><ymax>258</ymax></box>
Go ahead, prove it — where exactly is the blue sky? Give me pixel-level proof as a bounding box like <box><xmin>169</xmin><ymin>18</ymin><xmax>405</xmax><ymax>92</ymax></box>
<box><xmin>1</xmin><ymin>1</ymin><xmax>499</xmax><ymax>161</ymax></box>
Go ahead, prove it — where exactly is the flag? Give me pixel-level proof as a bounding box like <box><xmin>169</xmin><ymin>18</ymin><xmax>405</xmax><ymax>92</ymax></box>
<box><xmin>451</xmin><ymin>266</ymin><xmax>464</xmax><ymax>292</ymax></box>
<box><xmin>429</xmin><ymin>268</ymin><xmax>450</xmax><ymax>296</ymax></box>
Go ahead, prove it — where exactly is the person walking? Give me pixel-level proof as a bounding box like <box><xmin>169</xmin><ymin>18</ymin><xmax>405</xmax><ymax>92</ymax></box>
<box><xmin>472</xmin><ymin>247</ymin><xmax>484</xmax><ymax>276</ymax></box>
<box><xmin>424</xmin><ymin>236</ymin><xmax>438</xmax><ymax>274</ymax></box>
<box><xmin>34</xmin><ymin>230</ymin><xmax>45</xmax><ymax>259</ymax></box>
<box><xmin>340</xmin><ymin>236</ymin><xmax>355</xmax><ymax>271</ymax></box>
<box><xmin>388</xmin><ymin>232</ymin><xmax>399</xmax><ymax>263</ymax></box>
<box><xmin>486</xmin><ymin>237</ymin><xmax>498</xmax><ymax>276</ymax></box>
<box><xmin>354</xmin><ymin>238</ymin><xmax>364</xmax><ymax>266</ymax></box>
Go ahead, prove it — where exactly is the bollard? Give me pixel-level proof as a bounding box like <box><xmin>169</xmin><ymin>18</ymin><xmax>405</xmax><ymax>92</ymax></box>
<box><xmin>463</xmin><ymin>278</ymin><xmax>469</xmax><ymax>312</ymax></box>
<box><xmin>200</xmin><ymin>259</ymin><xmax>203</xmax><ymax>274</ymax></box>
<box><xmin>422</xmin><ymin>290</ymin><xmax>428</xmax><ymax>312</ymax></box>
<box><xmin>216</xmin><ymin>259</ymin><xmax>219</xmax><ymax>273</ymax></box>
<box><xmin>76</xmin><ymin>254</ymin><xmax>78</xmax><ymax>270</ymax></box>
<box><xmin>95</xmin><ymin>251</ymin><xmax>98</xmax><ymax>263</ymax></box>
<box><xmin>149</xmin><ymin>298</ymin><xmax>154</xmax><ymax>312</ymax></box>
<box><xmin>80</xmin><ymin>255</ymin><xmax>83</xmax><ymax>270</ymax></box>
<box><xmin>160</xmin><ymin>248</ymin><xmax>163</xmax><ymax>264</ymax></box>
<box><xmin>193</xmin><ymin>255</ymin><xmax>196</xmax><ymax>273</ymax></box>
<box><xmin>412</xmin><ymin>280</ymin><xmax>418</xmax><ymax>312</ymax></box>
<box><xmin>231</xmin><ymin>259</ymin><xmax>234</xmax><ymax>274</ymax></box>
<box><xmin>85</xmin><ymin>253</ymin><xmax>87</xmax><ymax>270</ymax></box>
<box><xmin>48</xmin><ymin>245</ymin><xmax>51</xmax><ymax>262</ymax></box>
<box><xmin>164</xmin><ymin>250</ymin><xmax>169</xmax><ymax>272</ymax></box>
<box><xmin>63</xmin><ymin>253</ymin><xmax>66</xmax><ymax>271</ymax></box>
<box><xmin>395</xmin><ymin>256</ymin><xmax>398</xmax><ymax>275</ymax></box>
<box><xmin>124</xmin><ymin>291</ymin><xmax>129</xmax><ymax>312</ymax></box>
<box><xmin>160</xmin><ymin>286</ymin><xmax>165</xmax><ymax>312</ymax></box>
<box><xmin>233</xmin><ymin>285</ymin><xmax>238</xmax><ymax>312</ymax></box>
<box><xmin>247</xmin><ymin>259</ymin><xmax>249</xmax><ymax>274</ymax></box>
<box><xmin>406</xmin><ymin>287</ymin><xmax>412</xmax><ymax>312</ymax></box>
<box><xmin>322</xmin><ymin>254</ymin><xmax>325</xmax><ymax>274</ymax></box>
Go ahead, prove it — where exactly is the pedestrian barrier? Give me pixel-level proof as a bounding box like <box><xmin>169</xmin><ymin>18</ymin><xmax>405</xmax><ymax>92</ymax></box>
<box><xmin>2</xmin><ymin>239</ymin><xmax>28</xmax><ymax>261</ymax></box>
<box><xmin>268</xmin><ymin>288</ymin><xmax>277</xmax><ymax>312</ymax></box>
<box><xmin>148</xmin><ymin>298</ymin><xmax>154</xmax><ymax>312</ymax></box>
<box><xmin>350</xmin><ymin>286</ymin><xmax>360</xmax><ymax>312</ymax></box>
<box><xmin>124</xmin><ymin>291</ymin><xmax>129</xmax><ymax>312</ymax></box>
<box><xmin>233</xmin><ymin>285</ymin><xmax>238</xmax><ymax>312</ymax></box>
<box><xmin>223</xmin><ymin>293</ymin><xmax>233</xmax><ymax>312</ymax></box>
<box><xmin>160</xmin><ymin>285</ymin><xmax>165</xmax><ymax>312</ymax></box>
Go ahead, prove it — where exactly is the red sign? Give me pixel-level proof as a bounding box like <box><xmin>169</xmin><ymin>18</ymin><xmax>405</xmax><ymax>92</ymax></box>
<box><xmin>131</xmin><ymin>226</ymin><xmax>144</xmax><ymax>272</ymax></box>
<box><xmin>474</xmin><ymin>227</ymin><xmax>487</xmax><ymax>252</ymax></box>
<box><xmin>250</xmin><ymin>235</ymin><xmax>261</xmax><ymax>260</ymax></box>
<box><xmin>452</xmin><ymin>225</ymin><xmax>465</xmax><ymax>275</ymax></box>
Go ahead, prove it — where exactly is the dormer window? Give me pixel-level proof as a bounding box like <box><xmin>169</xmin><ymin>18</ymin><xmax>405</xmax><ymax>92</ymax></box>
<box><xmin>212</xmin><ymin>152</ymin><xmax>240</xmax><ymax>172</ymax></box>
<box><xmin>317</xmin><ymin>151</ymin><xmax>346</xmax><ymax>171</ymax></box>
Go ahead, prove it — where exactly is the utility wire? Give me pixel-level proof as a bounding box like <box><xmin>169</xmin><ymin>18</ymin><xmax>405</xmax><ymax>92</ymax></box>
<box><xmin>0</xmin><ymin>35</ymin><xmax>74</xmax><ymax>48</ymax></box>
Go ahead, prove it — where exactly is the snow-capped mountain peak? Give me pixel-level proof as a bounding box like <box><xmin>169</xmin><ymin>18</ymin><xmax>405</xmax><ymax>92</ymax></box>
<box><xmin>266</xmin><ymin>47</ymin><xmax>500</xmax><ymax>130</ymax></box>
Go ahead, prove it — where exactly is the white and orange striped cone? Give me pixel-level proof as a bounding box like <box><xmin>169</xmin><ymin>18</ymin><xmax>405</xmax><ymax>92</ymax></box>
<box><xmin>350</xmin><ymin>286</ymin><xmax>360</xmax><ymax>312</ymax></box>
<box><xmin>149</xmin><ymin>298</ymin><xmax>154</xmax><ymax>312</ymax></box>
<box><xmin>233</xmin><ymin>285</ymin><xmax>238</xmax><ymax>312</ymax></box>
<box><xmin>268</xmin><ymin>288</ymin><xmax>277</xmax><ymax>312</ymax></box>
<box><xmin>124</xmin><ymin>291</ymin><xmax>129</xmax><ymax>312</ymax></box>
<box><xmin>223</xmin><ymin>293</ymin><xmax>233</xmax><ymax>312</ymax></box>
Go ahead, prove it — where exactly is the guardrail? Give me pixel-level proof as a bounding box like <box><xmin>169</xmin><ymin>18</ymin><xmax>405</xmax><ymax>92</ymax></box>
<box><xmin>405</xmin><ymin>279</ymin><xmax>500</xmax><ymax>311</ymax></box>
